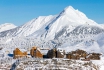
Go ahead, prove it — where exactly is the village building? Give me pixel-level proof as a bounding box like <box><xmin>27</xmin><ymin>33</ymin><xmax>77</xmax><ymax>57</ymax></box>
<box><xmin>30</xmin><ymin>47</ymin><xmax>43</xmax><ymax>58</ymax></box>
<box><xmin>87</xmin><ymin>53</ymin><xmax>101</xmax><ymax>60</ymax></box>
<box><xmin>66</xmin><ymin>49</ymin><xmax>101</xmax><ymax>60</ymax></box>
<box><xmin>66</xmin><ymin>49</ymin><xmax>87</xmax><ymax>60</ymax></box>
<box><xmin>47</xmin><ymin>48</ymin><xmax>65</xmax><ymax>58</ymax></box>
<box><xmin>13</xmin><ymin>48</ymin><xmax>27</xmax><ymax>59</ymax></box>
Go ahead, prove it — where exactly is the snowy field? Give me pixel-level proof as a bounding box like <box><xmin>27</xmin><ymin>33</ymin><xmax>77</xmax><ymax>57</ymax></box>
<box><xmin>0</xmin><ymin>57</ymin><xmax>104</xmax><ymax>70</ymax></box>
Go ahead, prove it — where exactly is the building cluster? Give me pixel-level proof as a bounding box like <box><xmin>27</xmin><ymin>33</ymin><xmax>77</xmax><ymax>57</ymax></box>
<box><xmin>66</xmin><ymin>49</ymin><xmax>101</xmax><ymax>60</ymax></box>
<box><xmin>13</xmin><ymin>47</ymin><xmax>101</xmax><ymax>60</ymax></box>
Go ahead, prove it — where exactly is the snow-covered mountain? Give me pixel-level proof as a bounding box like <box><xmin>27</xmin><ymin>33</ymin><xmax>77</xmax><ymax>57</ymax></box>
<box><xmin>0</xmin><ymin>6</ymin><xmax>104</xmax><ymax>54</ymax></box>
<box><xmin>0</xmin><ymin>6</ymin><xmax>99</xmax><ymax>38</ymax></box>
<box><xmin>0</xmin><ymin>23</ymin><xmax>17</xmax><ymax>32</ymax></box>
<box><xmin>100</xmin><ymin>24</ymin><xmax>104</xmax><ymax>28</ymax></box>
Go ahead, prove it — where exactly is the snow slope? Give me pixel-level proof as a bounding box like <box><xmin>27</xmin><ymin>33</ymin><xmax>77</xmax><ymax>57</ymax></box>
<box><xmin>0</xmin><ymin>23</ymin><xmax>17</xmax><ymax>32</ymax></box>
<box><xmin>100</xmin><ymin>24</ymin><xmax>104</xmax><ymax>28</ymax></box>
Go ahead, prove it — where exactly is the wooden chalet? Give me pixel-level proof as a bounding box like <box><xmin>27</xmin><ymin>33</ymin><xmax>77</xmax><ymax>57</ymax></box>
<box><xmin>87</xmin><ymin>53</ymin><xmax>101</xmax><ymax>60</ymax></box>
<box><xmin>66</xmin><ymin>49</ymin><xmax>87</xmax><ymax>60</ymax></box>
<box><xmin>30</xmin><ymin>47</ymin><xmax>43</xmax><ymax>58</ymax></box>
<box><xmin>66</xmin><ymin>49</ymin><xmax>101</xmax><ymax>60</ymax></box>
<box><xmin>13</xmin><ymin>48</ymin><xmax>27</xmax><ymax>59</ymax></box>
<box><xmin>47</xmin><ymin>48</ymin><xmax>65</xmax><ymax>58</ymax></box>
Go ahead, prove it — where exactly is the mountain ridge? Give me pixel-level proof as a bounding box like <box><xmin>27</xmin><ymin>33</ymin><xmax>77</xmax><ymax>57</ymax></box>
<box><xmin>0</xmin><ymin>6</ymin><xmax>100</xmax><ymax>38</ymax></box>
<box><xmin>0</xmin><ymin>23</ymin><xmax>17</xmax><ymax>32</ymax></box>
<box><xmin>0</xmin><ymin>6</ymin><xmax>104</xmax><ymax>54</ymax></box>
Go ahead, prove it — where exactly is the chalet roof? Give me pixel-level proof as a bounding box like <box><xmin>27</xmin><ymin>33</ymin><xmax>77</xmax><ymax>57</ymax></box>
<box><xmin>14</xmin><ymin>48</ymin><xmax>27</xmax><ymax>53</ymax></box>
<box><xmin>30</xmin><ymin>46</ymin><xmax>49</xmax><ymax>55</ymax></box>
<box><xmin>32</xmin><ymin>46</ymin><xmax>37</xmax><ymax>49</ymax></box>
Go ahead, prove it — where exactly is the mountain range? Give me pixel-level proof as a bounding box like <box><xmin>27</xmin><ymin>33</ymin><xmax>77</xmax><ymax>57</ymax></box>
<box><xmin>0</xmin><ymin>6</ymin><xmax>104</xmax><ymax>54</ymax></box>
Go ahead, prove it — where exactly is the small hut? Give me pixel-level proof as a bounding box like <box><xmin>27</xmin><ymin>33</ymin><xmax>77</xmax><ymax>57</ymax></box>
<box><xmin>47</xmin><ymin>48</ymin><xmax>65</xmax><ymax>58</ymax></box>
<box><xmin>13</xmin><ymin>48</ymin><xmax>27</xmax><ymax>59</ymax></box>
<box><xmin>66</xmin><ymin>52</ymin><xmax>80</xmax><ymax>59</ymax></box>
<box><xmin>66</xmin><ymin>49</ymin><xmax>87</xmax><ymax>60</ymax></box>
<box><xmin>87</xmin><ymin>53</ymin><xmax>101</xmax><ymax>60</ymax></box>
<box><xmin>30</xmin><ymin>47</ymin><xmax>43</xmax><ymax>58</ymax></box>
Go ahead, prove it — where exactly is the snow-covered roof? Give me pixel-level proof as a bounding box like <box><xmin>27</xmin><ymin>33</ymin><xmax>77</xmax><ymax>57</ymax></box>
<box><xmin>19</xmin><ymin>49</ymin><xmax>27</xmax><ymax>52</ymax></box>
<box><xmin>39</xmin><ymin>50</ymin><xmax>49</xmax><ymax>55</ymax></box>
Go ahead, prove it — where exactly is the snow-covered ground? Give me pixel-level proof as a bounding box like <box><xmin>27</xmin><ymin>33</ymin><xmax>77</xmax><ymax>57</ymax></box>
<box><xmin>10</xmin><ymin>57</ymin><xmax>104</xmax><ymax>70</ymax></box>
<box><xmin>0</xmin><ymin>57</ymin><xmax>104</xmax><ymax>70</ymax></box>
<box><xmin>91</xmin><ymin>56</ymin><xmax>104</xmax><ymax>70</ymax></box>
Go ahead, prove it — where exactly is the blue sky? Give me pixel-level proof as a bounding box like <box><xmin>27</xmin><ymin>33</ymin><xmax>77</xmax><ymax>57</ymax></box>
<box><xmin>0</xmin><ymin>0</ymin><xmax>104</xmax><ymax>26</ymax></box>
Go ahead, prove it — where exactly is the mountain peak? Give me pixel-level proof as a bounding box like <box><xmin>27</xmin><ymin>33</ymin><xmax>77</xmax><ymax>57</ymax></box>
<box><xmin>64</xmin><ymin>6</ymin><xmax>75</xmax><ymax>11</ymax></box>
<box><xmin>61</xmin><ymin>6</ymin><xmax>75</xmax><ymax>14</ymax></box>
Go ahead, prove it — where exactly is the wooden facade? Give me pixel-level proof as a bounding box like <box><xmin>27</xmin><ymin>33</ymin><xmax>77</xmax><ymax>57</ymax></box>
<box><xmin>87</xmin><ymin>53</ymin><xmax>101</xmax><ymax>60</ymax></box>
<box><xmin>13</xmin><ymin>48</ymin><xmax>27</xmax><ymax>59</ymax></box>
<box><xmin>47</xmin><ymin>48</ymin><xmax>65</xmax><ymax>58</ymax></box>
<box><xmin>66</xmin><ymin>49</ymin><xmax>87</xmax><ymax>60</ymax></box>
<box><xmin>30</xmin><ymin>47</ymin><xmax>43</xmax><ymax>58</ymax></box>
<box><xmin>13</xmin><ymin>47</ymin><xmax>101</xmax><ymax>60</ymax></box>
<box><xmin>66</xmin><ymin>49</ymin><xmax>101</xmax><ymax>60</ymax></box>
